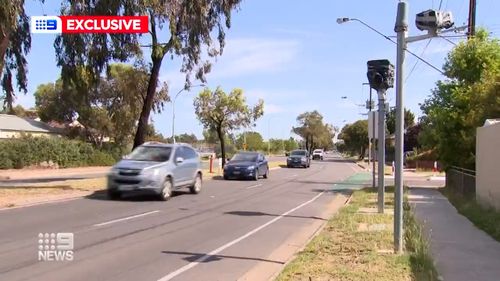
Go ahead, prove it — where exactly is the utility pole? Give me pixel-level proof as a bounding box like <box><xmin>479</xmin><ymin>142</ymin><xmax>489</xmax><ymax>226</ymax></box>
<box><xmin>394</xmin><ymin>1</ymin><xmax>408</xmax><ymax>253</ymax></box>
<box><xmin>468</xmin><ymin>0</ymin><xmax>477</xmax><ymax>39</ymax></box>
<box><xmin>367</xmin><ymin>59</ymin><xmax>394</xmax><ymax>215</ymax></box>
<box><xmin>370</xmin><ymin>87</ymin><xmax>376</xmax><ymax>189</ymax></box>
<box><xmin>377</xmin><ymin>90</ymin><xmax>386</xmax><ymax>214</ymax></box>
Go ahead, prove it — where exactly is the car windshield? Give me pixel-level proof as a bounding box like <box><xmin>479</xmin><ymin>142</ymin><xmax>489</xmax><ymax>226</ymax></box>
<box><xmin>291</xmin><ymin>150</ymin><xmax>306</xmax><ymax>156</ymax></box>
<box><xmin>231</xmin><ymin>153</ymin><xmax>258</xmax><ymax>162</ymax></box>
<box><xmin>314</xmin><ymin>150</ymin><xmax>322</xmax><ymax>153</ymax></box>
<box><xmin>128</xmin><ymin>146</ymin><xmax>172</xmax><ymax>162</ymax></box>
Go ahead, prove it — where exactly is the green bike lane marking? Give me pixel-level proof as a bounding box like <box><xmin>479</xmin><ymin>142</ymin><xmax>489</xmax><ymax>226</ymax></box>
<box><xmin>332</xmin><ymin>172</ymin><xmax>372</xmax><ymax>191</ymax></box>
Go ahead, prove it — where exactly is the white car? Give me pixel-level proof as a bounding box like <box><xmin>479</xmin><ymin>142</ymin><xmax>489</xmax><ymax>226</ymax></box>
<box><xmin>312</xmin><ymin>149</ymin><xmax>324</xmax><ymax>160</ymax></box>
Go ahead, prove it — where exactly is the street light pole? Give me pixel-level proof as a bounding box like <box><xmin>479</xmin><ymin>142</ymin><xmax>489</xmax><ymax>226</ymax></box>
<box><xmin>394</xmin><ymin>0</ymin><xmax>408</xmax><ymax>254</ymax></box>
<box><xmin>171</xmin><ymin>84</ymin><xmax>205</xmax><ymax>143</ymax></box>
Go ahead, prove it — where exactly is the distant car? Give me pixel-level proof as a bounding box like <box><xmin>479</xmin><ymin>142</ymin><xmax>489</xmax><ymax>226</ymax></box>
<box><xmin>287</xmin><ymin>150</ymin><xmax>311</xmax><ymax>168</ymax></box>
<box><xmin>223</xmin><ymin>152</ymin><xmax>269</xmax><ymax>180</ymax></box>
<box><xmin>312</xmin><ymin>149</ymin><xmax>324</xmax><ymax>160</ymax></box>
<box><xmin>107</xmin><ymin>142</ymin><xmax>203</xmax><ymax>201</ymax></box>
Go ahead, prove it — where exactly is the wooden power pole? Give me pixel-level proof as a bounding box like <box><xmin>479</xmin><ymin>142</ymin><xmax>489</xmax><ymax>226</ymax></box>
<box><xmin>468</xmin><ymin>0</ymin><xmax>477</xmax><ymax>39</ymax></box>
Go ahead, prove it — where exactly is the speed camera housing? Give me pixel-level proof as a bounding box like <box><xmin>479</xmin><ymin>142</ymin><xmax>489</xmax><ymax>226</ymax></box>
<box><xmin>416</xmin><ymin>9</ymin><xmax>454</xmax><ymax>32</ymax></box>
<box><xmin>367</xmin><ymin>59</ymin><xmax>394</xmax><ymax>92</ymax></box>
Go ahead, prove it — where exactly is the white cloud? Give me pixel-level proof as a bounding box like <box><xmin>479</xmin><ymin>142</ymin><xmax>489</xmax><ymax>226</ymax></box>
<box><xmin>159</xmin><ymin>70</ymin><xmax>187</xmax><ymax>91</ymax></box>
<box><xmin>210</xmin><ymin>38</ymin><xmax>300</xmax><ymax>78</ymax></box>
<box><xmin>270</xmin><ymin>28</ymin><xmax>324</xmax><ymax>38</ymax></box>
<box><xmin>265</xmin><ymin>103</ymin><xmax>285</xmax><ymax>114</ymax></box>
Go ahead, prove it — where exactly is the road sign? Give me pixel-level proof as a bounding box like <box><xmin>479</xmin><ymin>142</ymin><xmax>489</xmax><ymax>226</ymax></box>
<box><xmin>368</xmin><ymin>111</ymin><xmax>378</xmax><ymax>139</ymax></box>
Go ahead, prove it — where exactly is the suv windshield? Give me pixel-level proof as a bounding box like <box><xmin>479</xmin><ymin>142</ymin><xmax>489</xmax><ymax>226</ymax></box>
<box><xmin>128</xmin><ymin>146</ymin><xmax>172</xmax><ymax>162</ymax></box>
<box><xmin>231</xmin><ymin>153</ymin><xmax>258</xmax><ymax>162</ymax></box>
<box><xmin>291</xmin><ymin>150</ymin><xmax>306</xmax><ymax>156</ymax></box>
<box><xmin>314</xmin><ymin>150</ymin><xmax>323</xmax><ymax>153</ymax></box>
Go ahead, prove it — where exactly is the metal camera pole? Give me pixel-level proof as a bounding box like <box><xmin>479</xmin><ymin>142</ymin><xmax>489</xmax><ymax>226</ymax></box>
<box><xmin>394</xmin><ymin>1</ymin><xmax>408</xmax><ymax>254</ymax></box>
<box><xmin>377</xmin><ymin>89</ymin><xmax>386</xmax><ymax>214</ymax></box>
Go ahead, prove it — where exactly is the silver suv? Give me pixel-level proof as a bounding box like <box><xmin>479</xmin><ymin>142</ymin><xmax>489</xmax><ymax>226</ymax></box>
<box><xmin>107</xmin><ymin>142</ymin><xmax>203</xmax><ymax>200</ymax></box>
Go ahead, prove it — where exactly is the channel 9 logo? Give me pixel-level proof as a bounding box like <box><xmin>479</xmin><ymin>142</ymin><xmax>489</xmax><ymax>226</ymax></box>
<box><xmin>31</xmin><ymin>16</ymin><xmax>62</xmax><ymax>33</ymax></box>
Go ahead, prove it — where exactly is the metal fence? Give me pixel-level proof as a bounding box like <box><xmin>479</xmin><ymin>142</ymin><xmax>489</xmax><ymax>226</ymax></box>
<box><xmin>446</xmin><ymin>166</ymin><xmax>476</xmax><ymax>197</ymax></box>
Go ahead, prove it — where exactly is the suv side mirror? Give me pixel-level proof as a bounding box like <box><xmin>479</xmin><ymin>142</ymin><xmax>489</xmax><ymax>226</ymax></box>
<box><xmin>175</xmin><ymin>157</ymin><xmax>184</xmax><ymax>164</ymax></box>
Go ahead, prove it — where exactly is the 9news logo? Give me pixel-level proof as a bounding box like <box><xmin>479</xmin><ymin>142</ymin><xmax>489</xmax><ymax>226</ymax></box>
<box><xmin>31</xmin><ymin>16</ymin><xmax>62</xmax><ymax>33</ymax></box>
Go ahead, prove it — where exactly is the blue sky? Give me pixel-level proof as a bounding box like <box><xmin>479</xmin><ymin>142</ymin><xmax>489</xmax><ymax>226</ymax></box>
<box><xmin>18</xmin><ymin>0</ymin><xmax>500</xmax><ymax>140</ymax></box>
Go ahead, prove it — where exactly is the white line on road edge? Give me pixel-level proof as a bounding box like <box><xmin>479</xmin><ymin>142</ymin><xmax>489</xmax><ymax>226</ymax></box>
<box><xmin>246</xmin><ymin>184</ymin><xmax>262</xmax><ymax>189</ymax></box>
<box><xmin>157</xmin><ymin>190</ymin><xmax>326</xmax><ymax>281</ymax></box>
<box><xmin>93</xmin><ymin>210</ymin><xmax>160</xmax><ymax>227</ymax></box>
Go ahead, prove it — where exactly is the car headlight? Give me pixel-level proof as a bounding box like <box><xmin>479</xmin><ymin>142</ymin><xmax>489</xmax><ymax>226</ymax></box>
<box><xmin>301</xmin><ymin>157</ymin><xmax>307</xmax><ymax>161</ymax></box>
<box><xmin>109</xmin><ymin>167</ymin><xmax>119</xmax><ymax>176</ymax></box>
<box><xmin>287</xmin><ymin>157</ymin><xmax>292</xmax><ymax>161</ymax></box>
<box><xmin>143</xmin><ymin>168</ymin><xmax>160</xmax><ymax>176</ymax></box>
<box><xmin>247</xmin><ymin>165</ymin><xmax>255</xmax><ymax>170</ymax></box>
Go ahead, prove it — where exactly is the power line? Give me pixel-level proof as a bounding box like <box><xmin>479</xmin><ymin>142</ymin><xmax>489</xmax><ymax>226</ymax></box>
<box><xmin>405</xmin><ymin>39</ymin><xmax>433</xmax><ymax>83</ymax></box>
<box><xmin>344</xmin><ymin>18</ymin><xmax>446</xmax><ymax>75</ymax></box>
<box><xmin>438</xmin><ymin>0</ymin><xmax>444</xmax><ymax>9</ymax></box>
<box><xmin>439</xmin><ymin>35</ymin><xmax>458</xmax><ymax>46</ymax></box>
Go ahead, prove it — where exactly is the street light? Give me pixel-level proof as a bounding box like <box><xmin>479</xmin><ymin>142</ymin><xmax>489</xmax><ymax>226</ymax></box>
<box><xmin>171</xmin><ymin>84</ymin><xmax>206</xmax><ymax>143</ymax></box>
<box><xmin>337</xmin><ymin>18</ymin><xmax>395</xmax><ymax>42</ymax></box>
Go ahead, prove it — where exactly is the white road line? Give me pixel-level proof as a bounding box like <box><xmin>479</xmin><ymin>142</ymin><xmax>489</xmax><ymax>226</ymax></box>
<box><xmin>246</xmin><ymin>184</ymin><xmax>262</xmax><ymax>189</ymax></box>
<box><xmin>93</xmin><ymin>210</ymin><xmax>160</xmax><ymax>227</ymax></box>
<box><xmin>157</xmin><ymin>190</ymin><xmax>326</xmax><ymax>281</ymax></box>
<box><xmin>291</xmin><ymin>174</ymin><xmax>298</xmax><ymax>177</ymax></box>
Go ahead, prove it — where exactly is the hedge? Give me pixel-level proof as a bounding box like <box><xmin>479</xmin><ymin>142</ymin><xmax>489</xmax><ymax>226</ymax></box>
<box><xmin>0</xmin><ymin>136</ymin><xmax>121</xmax><ymax>169</ymax></box>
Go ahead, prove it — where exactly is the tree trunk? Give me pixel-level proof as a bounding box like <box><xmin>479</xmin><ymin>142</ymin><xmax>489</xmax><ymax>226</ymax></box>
<box><xmin>0</xmin><ymin>27</ymin><xmax>9</xmax><ymax>76</ymax></box>
<box><xmin>217</xmin><ymin>126</ymin><xmax>226</xmax><ymax>167</ymax></box>
<box><xmin>133</xmin><ymin>57</ymin><xmax>163</xmax><ymax>148</ymax></box>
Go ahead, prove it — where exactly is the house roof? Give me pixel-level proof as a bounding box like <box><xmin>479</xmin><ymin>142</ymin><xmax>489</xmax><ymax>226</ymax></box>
<box><xmin>0</xmin><ymin>114</ymin><xmax>62</xmax><ymax>134</ymax></box>
<box><xmin>484</xmin><ymin>119</ymin><xmax>500</xmax><ymax>127</ymax></box>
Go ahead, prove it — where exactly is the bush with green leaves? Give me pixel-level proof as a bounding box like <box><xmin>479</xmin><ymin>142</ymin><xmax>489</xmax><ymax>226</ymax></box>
<box><xmin>0</xmin><ymin>136</ymin><xmax>121</xmax><ymax>169</ymax></box>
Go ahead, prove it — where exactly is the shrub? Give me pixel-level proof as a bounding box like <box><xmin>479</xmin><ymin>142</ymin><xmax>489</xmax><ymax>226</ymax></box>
<box><xmin>0</xmin><ymin>136</ymin><xmax>124</xmax><ymax>169</ymax></box>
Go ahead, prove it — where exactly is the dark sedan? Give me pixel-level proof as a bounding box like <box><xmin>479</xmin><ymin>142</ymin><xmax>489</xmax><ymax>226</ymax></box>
<box><xmin>223</xmin><ymin>152</ymin><xmax>269</xmax><ymax>180</ymax></box>
<box><xmin>287</xmin><ymin>149</ymin><xmax>310</xmax><ymax>168</ymax></box>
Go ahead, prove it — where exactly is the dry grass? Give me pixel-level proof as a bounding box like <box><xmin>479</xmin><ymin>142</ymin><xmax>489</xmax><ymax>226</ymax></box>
<box><xmin>276</xmin><ymin>188</ymin><xmax>437</xmax><ymax>281</ymax></box>
<box><xmin>0</xmin><ymin>178</ymin><xmax>106</xmax><ymax>208</ymax></box>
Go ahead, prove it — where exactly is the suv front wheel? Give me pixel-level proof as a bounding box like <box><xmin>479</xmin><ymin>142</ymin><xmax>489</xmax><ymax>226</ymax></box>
<box><xmin>160</xmin><ymin>178</ymin><xmax>173</xmax><ymax>201</ymax></box>
<box><xmin>190</xmin><ymin>173</ymin><xmax>202</xmax><ymax>194</ymax></box>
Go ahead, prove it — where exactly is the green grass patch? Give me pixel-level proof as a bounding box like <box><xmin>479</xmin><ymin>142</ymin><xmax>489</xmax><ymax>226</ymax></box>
<box><xmin>440</xmin><ymin>188</ymin><xmax>500</xmax><ymax>242</ymax></box>
<box><xmin>276</xmin><ymin>187</ymin><xmax>437</xmax><ymax>281</ymax></box>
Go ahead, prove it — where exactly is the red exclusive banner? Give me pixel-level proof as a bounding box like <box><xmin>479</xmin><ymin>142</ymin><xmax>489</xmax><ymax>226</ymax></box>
<box><xmin>60</xmin><ymin>16</ymin><xmax>149</xmax><ymax>34</ymax></box>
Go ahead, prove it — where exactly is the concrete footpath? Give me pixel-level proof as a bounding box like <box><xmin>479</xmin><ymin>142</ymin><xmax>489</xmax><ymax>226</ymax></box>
<box><xmin>409</xmin><ymin>188</ymin><xmax>500</xmax><ymax>281</ymax></box>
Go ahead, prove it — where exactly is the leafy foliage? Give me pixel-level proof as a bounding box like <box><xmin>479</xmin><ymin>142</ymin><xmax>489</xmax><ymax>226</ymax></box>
<box><xmin>194</xmin><ymin>87</ymin><xmax>264</xmax><ymax>165</ymax></box>
<box><xmin>55</xmin><ymin>0</ymin><xmax>242</xmax><ymax>148</ymax></box>
<box><xmin>420</xmin><ymin>30</ymin><xmax>500</xmax><ymax>169</ymax></box>
<box><xmin>292</xmin><ymin>111</ymin><xmax>335</xmax><ymax>153</ymax></box>
<box><xmin>34</xmin><ymin>64</ymin><xmax>167</xmax><ymax>147</ymax></box>
<box><xmin>0</xmin><ymin>0</ymin><xmax>35</xmax><ymax>112</ymax></box>
<box><xmin>236</xmin><ymin>131</ymin><xmax>264</xmax><ymax>151</ymax></box>
<box><xmin>385</xmin><ymin>107</ymin><xmax>415</xmax><ymax>135</ymax></box>
<box><xmin>0</xmin><ymin>136</ymin><xmax>118</xmax><ymax>169</ymax></box>
<box><xmin>339</xmin><ymin>120</ymin><xmax>368</xmax><ymax>159</ymax></box>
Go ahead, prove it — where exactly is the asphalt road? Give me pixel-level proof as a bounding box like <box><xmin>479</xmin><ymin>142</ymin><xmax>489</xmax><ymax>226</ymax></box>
<box><xmin>0</xmin><ymin>156</ymin><xmax>287</xmax><ymax>187</ymax></box>
<box><xmin>0</xmin><ymin>154</ymin><xmax>362</xmax><ymax>281</ymax></box>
